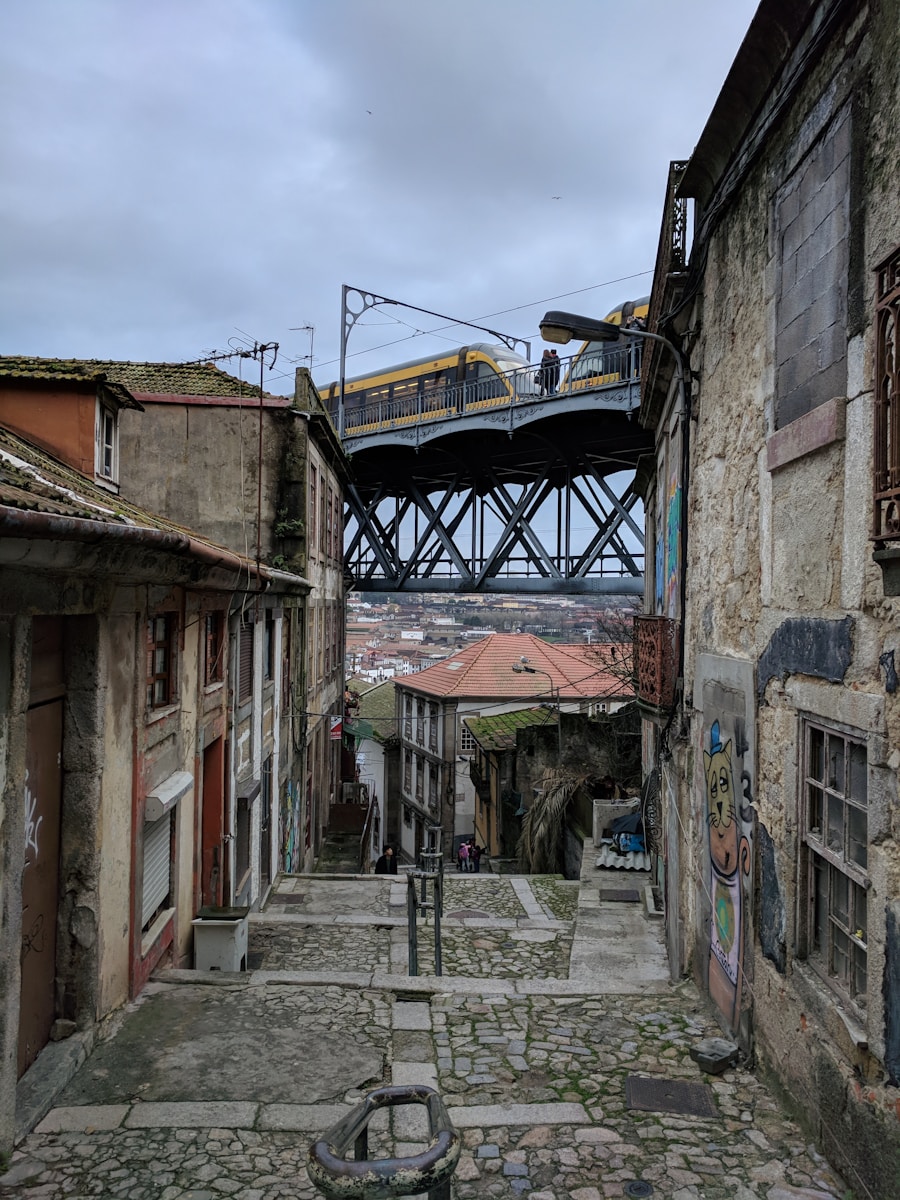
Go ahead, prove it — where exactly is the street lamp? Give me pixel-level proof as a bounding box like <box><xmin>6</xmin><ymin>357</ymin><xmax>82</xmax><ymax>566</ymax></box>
<box><xmin>511</xmin><ymin>656</ymin><xmax>562</xmax><ymax>758</ymax></box>
<box><xmin>538</xmin><ymin>309</ymin><xmax>687</xmax><ymax>418</ymax></box>
<box><xmin>540</xmin><ymin>308</ymin><xmax>691</xmax><ymax>714</ymax></box>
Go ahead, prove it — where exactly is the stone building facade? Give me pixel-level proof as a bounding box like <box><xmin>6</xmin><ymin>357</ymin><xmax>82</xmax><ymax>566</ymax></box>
<box><xmin>0</xmin><ymin>361</ymin><xmax>307</xmax><ymax>1156</ymax></box>
<box><xmin>635</xmin><ymin>2</ymin><xmax>900</xmax><ymax>1192</ymax></box>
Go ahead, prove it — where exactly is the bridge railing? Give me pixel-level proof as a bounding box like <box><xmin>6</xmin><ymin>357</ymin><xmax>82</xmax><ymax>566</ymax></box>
<box><xmin>340</xmin><ymin>341</ymin><xmax>642</xmax><ymax>437</ymax></box>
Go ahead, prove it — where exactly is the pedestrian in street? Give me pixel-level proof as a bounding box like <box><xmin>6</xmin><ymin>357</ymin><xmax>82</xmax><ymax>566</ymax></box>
<box><xmin>470</xmin><ymin>842</ymin><xmax>481</xmax><ymax>873</ymax></box>
<box><xmin>458</xmin><ymin>840</ymin><xmax>469</xmax><ymax>872</ymax></box>
<box><xmin>374</xmin><ymin>845</ymin><xmax>397</xmax><ymax>874</ymax></box>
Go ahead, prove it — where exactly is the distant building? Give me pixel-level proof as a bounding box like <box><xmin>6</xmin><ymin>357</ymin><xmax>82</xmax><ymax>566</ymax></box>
<box><xmin>394</xmin><ymin>632</ymin><xmax>632</xmax><ymax>862</ymax></box>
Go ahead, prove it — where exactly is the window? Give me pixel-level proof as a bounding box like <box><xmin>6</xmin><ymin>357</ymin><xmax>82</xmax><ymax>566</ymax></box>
<box><xmin>403</xmin><ymin>749</ymin><xmax>412</xmax><ymax>792</ymax></box>
<box><xmin>95</xmin><ymin>399</ymin><xmax>118</xmax><ymax>485</ymax></box>
<box><xmin>873</xmin><ymin>242</ymin><xmax>900</xmax><ymax>552</ymax></box>
<box><xmin>332</xmin><ymin>491</ymin><xmax>342</xmax><ymax>561</ymax></box>
<box><xmin>802</xmin><ymin>719</ymin><xmax>868</xmax><ymax>1006</ymax></box>
<box><xmin>204</xmin><ymin>612</ymin><xmax>225</xmax><ymax>686</ymax></box>
<box><xmin>459</xmin><ymin>718</ymin><xmax>478</xmax><ymax>754</ymax></box>
<box><xmin>264</xmin><ymin>612</ymin><xmax>275</xmax><ymax>682</ymax></box>
<box><xmin>415</xmin><ymin>755</ymin><xmax>423</xmax><ymax>801</ymax></box>
<box><xmin>416</xmin><ymin>699</ymin><xmax>425</xmax><ymax>745</ymax></box>
<box><xmin>428</xmin><ymin>702</ymin><xmax>438</xmax><ymax>751</ymax></box>
<box><xmin>147</xmin><ymin>614</ymin><xmax>177</xmax><ymax>709</ymax></box>
<box><xmin>142</xmin><ymin>811</ymin><xmax>172</xmax><ymax>931</ymax></box>
<box><xmin>326</xmin><ymin>486</ymin><xmax>334</xmax><ymax>562</ymax></box>
<box><xmin>238</xmin><ymin>617</ymin><xmax>254</xmax><ymax>704</ymax></box>
<box><xmin>309</xmin><ymin>465</ymin><xmax>318</xmax><ymax>549</ymax></box>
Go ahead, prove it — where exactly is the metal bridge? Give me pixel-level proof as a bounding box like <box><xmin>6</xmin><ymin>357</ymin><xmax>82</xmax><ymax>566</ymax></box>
<box><xmin>339</xmin><ymin>342</ymin><xmax>652</xmax><ymax>595</ymax></box>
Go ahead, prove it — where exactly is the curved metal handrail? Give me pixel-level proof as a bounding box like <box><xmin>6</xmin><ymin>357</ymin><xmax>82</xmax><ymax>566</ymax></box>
<box><xmin>308</xmin><ymin>1084</ymin><xmax>460</xmax><ymax>1199</ymax></box>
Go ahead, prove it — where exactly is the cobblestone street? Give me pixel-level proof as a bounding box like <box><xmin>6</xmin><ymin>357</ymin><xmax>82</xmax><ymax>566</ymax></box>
<box><xmin>3</xmin><ymin>860</ymin><xmax>850</xmax><ymax>1200</ymax></box>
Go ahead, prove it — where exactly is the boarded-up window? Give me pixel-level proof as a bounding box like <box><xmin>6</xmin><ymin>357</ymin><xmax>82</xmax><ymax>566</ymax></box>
<box><xmin>774</xmin><ymin>107</ymin><xmax>850</xmax><ymax>428</ymax></box>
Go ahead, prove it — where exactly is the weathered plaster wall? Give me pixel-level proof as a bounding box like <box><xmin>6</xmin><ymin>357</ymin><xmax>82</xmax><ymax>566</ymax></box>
<box><xmin>97</xmin><ymin>611</ymin><xmax>136</xmax><ymax>1014</ymax></box>
<box><xmin>119</xmin><ymin>404</ymin><xmax>286</xmax><ymax>559</ymax></box>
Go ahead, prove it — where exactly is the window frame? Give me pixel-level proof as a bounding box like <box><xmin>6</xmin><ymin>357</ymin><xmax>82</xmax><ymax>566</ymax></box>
<box><xmin>95</xmin><ymin>397</ymin><xmax>119</xmax><ymax>486</ymax></box>
<box><xmin>237</xmin><ymin>616</ymin><xmax>254</xmax><ymax>705</ymax></box>
<box><xmin>800</xmin><ymin>716</ymin><xmax>869</xmax><ymax>1010</ymax></box>
<box><xmin>873</xmin><ymin>242</ymin><xmax>900</xmax><ymax>551</ymax></box>
<box><xmin>459</xmin><ymin>717</ymin><xmax>478</xmax><ymax>754</ymax></box>
<box><xmin>147</xmin><ymin>613</ymin><xmax>178</xmax><ymax>710</ymax></box>
<box><xmin>204</xmin><ymin>611</ymin><xmax>225</xmax><ymax>687</ymax></box>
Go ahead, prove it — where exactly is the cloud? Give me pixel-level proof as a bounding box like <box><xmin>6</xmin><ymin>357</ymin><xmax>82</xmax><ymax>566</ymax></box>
<box><xmin>0</xmin><ymin>0</ymin><xmax>759</xmax><ymax>391</ymax></box>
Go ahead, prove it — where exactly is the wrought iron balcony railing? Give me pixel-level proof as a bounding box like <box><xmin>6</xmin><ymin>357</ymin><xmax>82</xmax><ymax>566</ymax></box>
<box><xmin>633</xmin><ymin>615</ymin><xmax>679</xmax><ymax>709</ymax></box>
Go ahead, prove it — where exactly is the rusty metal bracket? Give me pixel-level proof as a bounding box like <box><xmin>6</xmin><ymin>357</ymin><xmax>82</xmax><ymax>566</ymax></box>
<box><xmin>308</xmin><ymin>1084</ymin><xmax>460</xmax><ymax>1199</ymax></box>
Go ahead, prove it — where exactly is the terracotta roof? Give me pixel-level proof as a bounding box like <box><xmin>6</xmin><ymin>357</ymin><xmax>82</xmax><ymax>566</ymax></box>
<box><xmin>398</xmin><ymin>632</ymin><xmax>631</xmax><ymax>701</ymax></box>
<box><xmin>0</xmin><ymin>355</ymin><xmax>281</xmax><ymax>401</ymax></box>
<box><xmin>464</xmin><ymin>706</ymin><xmax>556</xmax><ymax>751</ymax></box>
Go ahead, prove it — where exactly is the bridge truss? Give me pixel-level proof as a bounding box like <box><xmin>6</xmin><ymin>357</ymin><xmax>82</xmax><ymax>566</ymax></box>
<box><xmin>342</xmin><ymin>384</ymin><xmax>652</xmax><ymax>595</ymax></box>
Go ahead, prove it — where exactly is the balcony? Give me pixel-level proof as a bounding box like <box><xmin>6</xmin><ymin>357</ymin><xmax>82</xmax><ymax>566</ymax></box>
<box><xmin>633</xmin><ymin>615</ymin><xmax>679</xmax><ymax>710</ymax></box>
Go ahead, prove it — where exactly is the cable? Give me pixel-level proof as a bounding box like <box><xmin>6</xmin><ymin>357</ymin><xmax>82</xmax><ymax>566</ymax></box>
<box><xmin>312</xmin><ymin>270</ymin><xmax>655</xmax><ymax>373</ymax></box>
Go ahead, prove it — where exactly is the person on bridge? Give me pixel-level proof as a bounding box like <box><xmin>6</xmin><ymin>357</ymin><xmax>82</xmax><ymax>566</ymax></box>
<box><xmin>538</xmin><ymin>349</ymin><xmax>553</xmax><ymax>396</ymax></box>
<box><xmin>549</xmin><ymin>349</ymin><xmax>561</xmax><ymax>393</ymax></box>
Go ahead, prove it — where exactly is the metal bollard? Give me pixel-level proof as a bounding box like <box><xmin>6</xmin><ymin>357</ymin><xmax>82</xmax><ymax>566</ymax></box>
<box><xmin>308</xmin><ymin>1083</ymin><xmax>460</xmax><ymax>1200</ymax></box>
<box><xmin>406</xmin><ymin>873</ymin><xmax>418</xmax><ymax>976</ymax></box>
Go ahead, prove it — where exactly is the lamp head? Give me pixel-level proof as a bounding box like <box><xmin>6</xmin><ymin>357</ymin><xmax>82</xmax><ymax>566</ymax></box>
<box><xmin>540</xmin><ymin>310</ymin><xmax>623</xmax><ymax>345</ymax></box>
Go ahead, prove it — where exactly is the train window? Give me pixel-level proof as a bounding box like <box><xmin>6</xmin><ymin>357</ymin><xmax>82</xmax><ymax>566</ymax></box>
<box><xmin>572</xmin><ymin>342</ymin><xmax>608</xmax><ymax>381</ymax></box>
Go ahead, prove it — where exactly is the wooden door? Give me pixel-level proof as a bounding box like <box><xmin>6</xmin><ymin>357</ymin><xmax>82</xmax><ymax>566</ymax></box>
<box><xmin>19</xmin><ymin>698</ymin><xmax>63</xmax><ymax>1077</ymax></box>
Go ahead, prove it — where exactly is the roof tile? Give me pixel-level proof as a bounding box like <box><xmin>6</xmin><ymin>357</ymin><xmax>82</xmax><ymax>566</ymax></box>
<box><xmin>399</xmin><ymin>632</ymin><xmax>631</xmax><ymax>701</ymax></box>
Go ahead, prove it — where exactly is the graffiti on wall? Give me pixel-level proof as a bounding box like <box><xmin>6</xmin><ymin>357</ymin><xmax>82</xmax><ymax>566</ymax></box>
<box><xmin>703</xmin><ymin>719</ymin><xmax>753</xmax><ymax>1032</ymax></box>
<box><xmin>281</xmin><ymin>779</ymin><xmax>302</xmax><ymax>873</ymax></box>
<box><xmin>664</xmin><ymin>471</ymin><xmax>681</xmax><ymax>617</ymax></box>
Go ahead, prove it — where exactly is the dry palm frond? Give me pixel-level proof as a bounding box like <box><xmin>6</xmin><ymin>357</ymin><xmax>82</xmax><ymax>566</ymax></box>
<box><xmin>517</xmin><ymin>766</ymin><xmax>586</xmax><ymax>873</ymax></box>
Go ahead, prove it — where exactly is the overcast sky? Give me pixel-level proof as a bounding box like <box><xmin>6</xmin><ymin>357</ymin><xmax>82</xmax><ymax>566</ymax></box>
<box><xmin>1</xmin><ymin>0</ymin><xmax>760</xmax><ymax>397</ymax></box>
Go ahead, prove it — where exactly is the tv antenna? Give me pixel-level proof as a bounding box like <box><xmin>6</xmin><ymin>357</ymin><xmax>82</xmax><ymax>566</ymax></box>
<box><xmin>290</xmin><ymin>324</ymin><xmax>315</xmax><ymax>370</ymax></box>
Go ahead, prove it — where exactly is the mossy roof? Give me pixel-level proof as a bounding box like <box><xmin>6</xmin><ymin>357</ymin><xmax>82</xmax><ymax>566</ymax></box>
<box><xmin>463</xmin><ymin>705</ymin><xmax>556</xmax><ymax>751</ymax></box>
<box><xmin>0</xmin><ymin>355</ymin><xmax>284</xmax><ymax>401</ymax></box>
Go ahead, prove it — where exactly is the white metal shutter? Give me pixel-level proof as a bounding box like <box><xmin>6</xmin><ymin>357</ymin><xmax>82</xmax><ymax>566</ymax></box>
<box><xmin>142</xmin><ymin>813</ymin><xmax>171</xmax><ymax>925</ymax></box>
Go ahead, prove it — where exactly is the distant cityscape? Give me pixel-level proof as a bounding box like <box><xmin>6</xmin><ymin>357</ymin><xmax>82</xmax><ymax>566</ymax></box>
<box><xmin>346</xmin><ymin>592</ymin><xmax>637</xmax><ymax>682</ymax></box>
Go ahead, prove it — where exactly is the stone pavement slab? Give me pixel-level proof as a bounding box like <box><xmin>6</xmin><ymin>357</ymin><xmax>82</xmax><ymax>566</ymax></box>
<box><xmin>4</xmin><ymin>860</ymin><xmax>850</xmax><ymax>1200</ymax></box>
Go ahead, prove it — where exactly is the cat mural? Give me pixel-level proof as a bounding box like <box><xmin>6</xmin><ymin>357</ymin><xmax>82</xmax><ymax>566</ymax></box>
<box><xmin>704</xmin><ymin>720</ymin><xmax>752</xmax><ymax>1031</ymax></box>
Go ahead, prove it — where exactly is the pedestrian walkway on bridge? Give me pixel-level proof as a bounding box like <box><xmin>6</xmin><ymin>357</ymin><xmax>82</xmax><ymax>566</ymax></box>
<box><xmin>4</xmin><ymin>843</ymin><xmax>847</xmax><ymax>1199</ymax></box>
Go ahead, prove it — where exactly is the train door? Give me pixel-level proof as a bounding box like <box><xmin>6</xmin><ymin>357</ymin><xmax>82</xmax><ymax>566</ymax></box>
<box><xmin>19</xmin><ymin>618</ymin><xmax>65</xmax><ymax>1078</ymax></box>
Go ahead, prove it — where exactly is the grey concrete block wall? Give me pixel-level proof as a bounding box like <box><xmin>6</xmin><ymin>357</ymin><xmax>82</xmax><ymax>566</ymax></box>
<box><xmin>775</xmin><ymin>106</ymin><xmax>851</xmax><ymax>426</ymax></box>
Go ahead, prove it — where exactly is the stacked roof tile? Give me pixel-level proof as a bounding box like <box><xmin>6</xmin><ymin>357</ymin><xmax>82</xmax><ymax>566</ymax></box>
<box><xmin>0</xmin><ymin>355</ymin><xmax>282</xmax><ymax>401</ymax></box>
<box><xmin>401</xmin><ymin>632</ymin><xmax>631</xmax><ymax>701</ymax></box>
